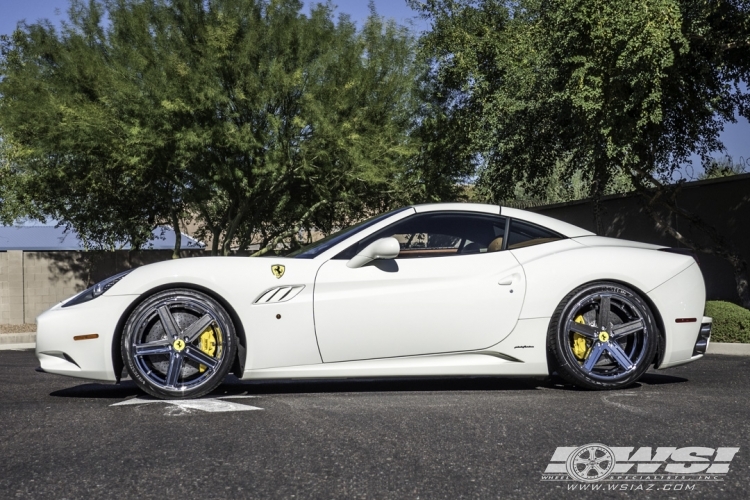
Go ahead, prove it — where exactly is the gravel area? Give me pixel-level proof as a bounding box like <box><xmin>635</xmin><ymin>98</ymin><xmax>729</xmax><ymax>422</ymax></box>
<box><xmin>0</xmin><ymin>324</ymin><xmax>37</xmax><ymax>334</ymax></box>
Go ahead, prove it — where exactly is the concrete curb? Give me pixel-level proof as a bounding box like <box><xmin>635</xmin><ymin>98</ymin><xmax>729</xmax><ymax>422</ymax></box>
<box><xmin>0</xmin><ymin>343</ymin><xmax>35</xmax><ymax>351</ymax></box>
<box><xmin>707</xmin><ymin>342</ymin><xmax>750</xmax><ymax>356</ymax></box>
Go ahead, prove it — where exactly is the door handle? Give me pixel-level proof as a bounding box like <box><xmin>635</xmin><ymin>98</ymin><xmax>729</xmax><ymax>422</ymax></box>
<box><xmin>498</xmin><ymin>276</ymin><xmax>514</xmax><ymax>286</ymax></box>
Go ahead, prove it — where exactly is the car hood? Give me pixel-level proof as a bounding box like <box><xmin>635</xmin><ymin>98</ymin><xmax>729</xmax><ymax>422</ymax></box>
<box><xmin>105</xmin><ymin>256</ymin><xmax>323</xmax><ymax>300</ymax></box>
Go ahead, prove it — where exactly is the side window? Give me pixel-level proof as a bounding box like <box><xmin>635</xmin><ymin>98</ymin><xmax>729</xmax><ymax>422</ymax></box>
<box><xmin>506</xmin><ymin>219</ymin><xmax>564</xmax><ymax>249</ymax></box>
<box><xmin>335</xmin><ymin>212</ymin><xmax>507</xmax><ymax>259</ymax></box>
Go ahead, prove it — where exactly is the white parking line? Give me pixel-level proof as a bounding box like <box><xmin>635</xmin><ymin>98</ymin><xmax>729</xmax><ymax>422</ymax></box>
<box><xmin>111</xmin><ymin>394</ymin><xmax>263</xmax><ymax>413</ymax></box>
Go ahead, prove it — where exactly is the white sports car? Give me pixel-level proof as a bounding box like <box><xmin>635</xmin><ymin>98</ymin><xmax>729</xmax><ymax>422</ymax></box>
<box><xmin>36</xmin><ymin>203</ymin><xmax>711</xmax><ymax>399</ymax></box>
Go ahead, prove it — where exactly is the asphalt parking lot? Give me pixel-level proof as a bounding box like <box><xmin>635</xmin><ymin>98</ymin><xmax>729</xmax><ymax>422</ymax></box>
<box><xmin>0</xmin><ymin>350</ymin><xmax>748</xmax><ymax>499</ymax></box>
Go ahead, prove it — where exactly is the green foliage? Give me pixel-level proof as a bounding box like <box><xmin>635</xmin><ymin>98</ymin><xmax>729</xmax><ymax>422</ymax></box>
<box><xmin>0</xmin><ymin>1</ymin><xmax>167</xmax><ymax>249</ymax></box>
<box><xmin>705</xmin><ymin>300</ymin><xmax>750</xmax><ymax>343</ymax></box>
<box><xmin>501</xmin><ymin>163</ymin><xmax>634</xmax><ymax>208</ymax></box>
<box><xmin>415</xmin><ymin>0</ymin><xmax>750</xmax><ymax>307</ymax></box>
<box><xmin>415</xmin><ymin>0</ymin><xmax>750</xmax><ymax>199</ymax></box>
<box><xmin>699</xmin><ymin>157</ymin><xmax>748</xmax><ymax>180</ymax></box>
<box><xmin>0</xmin><ymin>0</ymin><xmax>442</xmax><ymax>254</ymax></box>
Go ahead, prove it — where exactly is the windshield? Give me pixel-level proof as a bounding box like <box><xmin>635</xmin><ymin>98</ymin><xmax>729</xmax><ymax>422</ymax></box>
<box><xmin>287</xmin><ymin>207</ymin><xmax>410</xmax><ymax>259</ymax></box>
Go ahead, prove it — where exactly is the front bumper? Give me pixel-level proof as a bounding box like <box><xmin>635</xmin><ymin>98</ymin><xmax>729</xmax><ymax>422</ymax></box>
<box><xmin>35</xmin><ymin>295</ymin><xmax>139</xmax><ymax>381</ymax></box>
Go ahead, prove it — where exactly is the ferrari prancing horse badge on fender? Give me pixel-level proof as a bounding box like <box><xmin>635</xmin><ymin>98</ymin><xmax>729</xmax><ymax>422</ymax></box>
<box><xmin>271</xmin><ymin>264</ymin><xmax>285</xmax><ymax>279</ymax></box>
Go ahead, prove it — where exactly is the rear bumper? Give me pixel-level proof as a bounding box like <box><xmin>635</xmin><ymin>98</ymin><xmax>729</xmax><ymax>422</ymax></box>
<box><xmin>646</xmin><ymin>263</ymin><xmax>708</xmax><ymax>369</ymax></box>
<box><xmin>693</xmin><ymin>319</ymin><xmax>712</xmax><ymax>356</ymax></box>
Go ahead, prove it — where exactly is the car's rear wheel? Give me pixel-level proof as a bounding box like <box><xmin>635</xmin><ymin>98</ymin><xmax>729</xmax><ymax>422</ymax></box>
<box><xmin>122</xmin><ymin>289</ymin><xmax>237</xmax><ymax>399</ymax></box>
<box><xmin>548</xmin><ymin>282</ymin><xmax>658</xmax><ymax>390</ymax></box>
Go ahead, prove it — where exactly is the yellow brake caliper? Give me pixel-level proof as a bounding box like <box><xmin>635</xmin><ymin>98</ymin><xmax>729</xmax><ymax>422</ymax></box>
<box><xmin>572</xmin><ymin>315</ymin><xmax>592</xmax><ymax>361</ymax></box>
<box><xmin>199</xmin><ymin>327</ymin><xmax>218</xmax><ymax>373</ymax></box>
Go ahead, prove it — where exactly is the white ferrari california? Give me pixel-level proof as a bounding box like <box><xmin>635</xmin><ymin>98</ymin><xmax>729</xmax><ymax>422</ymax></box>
<box><xmin>35</xmin><ymin>203</ymin><xmax>711</xmax><ymax>399</ymax></box>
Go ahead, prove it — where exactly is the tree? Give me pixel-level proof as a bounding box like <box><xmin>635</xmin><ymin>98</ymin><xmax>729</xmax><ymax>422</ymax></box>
<box><xmin>415</xmin><ymin>0</ymin><xmax>750</xmax><ymax>307</ymax></box>
<box><xmin>699</xmin><ymin>156</ymin><xmax>748</xmax><ymax>180</ymax></box>
<box><xmin>0</xmin><ymin>3</ymin><xmax>168</xmax><ymax>250</ymax></box>
<box><xmin>0</xmin><ymin>0</ymin><xmax>431</xmax><ymax>256</ymax></box>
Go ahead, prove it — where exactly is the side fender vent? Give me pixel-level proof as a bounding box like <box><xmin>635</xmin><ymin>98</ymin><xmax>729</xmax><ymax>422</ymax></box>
<box><xmin>254</xmin><ymin>285</ymin><xmax>305</xmax><ymax>304</ymax></box>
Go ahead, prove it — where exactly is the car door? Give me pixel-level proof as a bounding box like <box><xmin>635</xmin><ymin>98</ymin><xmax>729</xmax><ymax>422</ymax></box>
<box><xmin>313</xmin><ymin>212</ymin><xmax>526</xmax><ymax>362</ymax></box>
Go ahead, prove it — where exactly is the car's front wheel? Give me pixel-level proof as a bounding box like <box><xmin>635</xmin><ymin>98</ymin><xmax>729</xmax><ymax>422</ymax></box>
<box><xmin>548</xmin><ymin>282</ymin><xmax>658</xmax><ymax>390</ymax></box>
<box><xmin>122</xmin><ymin>289</ymin><xmax>237</xmax><ymax>399</ymax></box>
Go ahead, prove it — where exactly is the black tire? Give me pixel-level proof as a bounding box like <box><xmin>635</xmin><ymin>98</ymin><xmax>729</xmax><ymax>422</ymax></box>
<box><xmin>122</xmin><ymin>288</ymin><xmax>237</xmax><ymax>399</ymax></box>
<box><xmin>548</xmin><ymin>281</ymin><xmax>658</xmax><ymax>390</ymax></box>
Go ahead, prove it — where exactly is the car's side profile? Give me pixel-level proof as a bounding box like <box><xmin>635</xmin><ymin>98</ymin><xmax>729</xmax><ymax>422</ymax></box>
<box><xmin>36</xmin><ymin>203</ymin><xmax>711</xmax><ymax>399</ymax></box>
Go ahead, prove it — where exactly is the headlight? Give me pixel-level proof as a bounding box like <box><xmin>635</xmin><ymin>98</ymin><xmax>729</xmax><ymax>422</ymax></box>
<box><xmin>62</xmin><ymin>270</ymin><xmax>134</xmax><ymax>308</ymax></box>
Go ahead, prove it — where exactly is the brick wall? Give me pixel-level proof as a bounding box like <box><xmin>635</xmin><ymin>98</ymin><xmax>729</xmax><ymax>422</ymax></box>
<box><xmin>0</xmin><ymin>251</ymin><xmax>25</xmax><ymax>324</ymax></box>
<box><xmin>0</xmin><ymin>252</ymin><xmax>7</xmax><ymax>323</ymax></box>
<box><xmin>0</xmin><ymin>250</ymin><xmax>203</xmax><ymax>324</ymax></box>
<box><xmin>23</xmin><ymin>252</ymin><xmax>89</xmax><ymax>322</ymax></box>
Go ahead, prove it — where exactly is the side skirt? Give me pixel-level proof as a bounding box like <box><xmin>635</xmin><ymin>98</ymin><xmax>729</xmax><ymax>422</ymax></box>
<box><xmin>241</xmin><ymin>318</ymin><xmax>551</xmax><ymax>381</ymax></box>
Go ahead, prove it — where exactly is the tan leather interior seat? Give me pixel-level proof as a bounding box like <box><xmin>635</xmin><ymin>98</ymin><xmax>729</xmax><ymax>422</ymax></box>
<box><xmin>487</xmin><ymin>237</ymin><xmax>504</xmax><ymax>252</ymax></box>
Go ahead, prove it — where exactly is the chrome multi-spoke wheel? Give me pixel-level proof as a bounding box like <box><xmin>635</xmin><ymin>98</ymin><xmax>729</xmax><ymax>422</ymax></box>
<box><xmin>122</xmin><ymin>289</ymin><xmax>237</xmax><ymax>399</ymax></box>
<box><xmin>548</xmin><ymin>282</ymin><xmax>658</xmax><ymax>390</ymax></box>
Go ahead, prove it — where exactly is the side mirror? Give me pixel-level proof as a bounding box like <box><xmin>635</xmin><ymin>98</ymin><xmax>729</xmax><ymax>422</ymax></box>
<box><xmin>346</xmin><ymin>237</ymin><xmax>401</xmax><ymax>268</ymax></box>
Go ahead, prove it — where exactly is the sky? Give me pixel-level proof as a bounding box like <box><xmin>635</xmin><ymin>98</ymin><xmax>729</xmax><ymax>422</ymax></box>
<box><xmin>0</xmin><ymin>0</ymin><xmax>428</xmax><ymax>34</ymax></box>
<box><xmin>1</xmin><ymin>0</ymin><xmax>748</xmax><ymax>177</ymax></box>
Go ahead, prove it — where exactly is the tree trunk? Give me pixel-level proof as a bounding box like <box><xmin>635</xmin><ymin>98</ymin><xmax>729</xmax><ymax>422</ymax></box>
<box><xmin>171</xmin><ymin>212</ymin><xmax>181</xmax><ymax>259</ymax></box>
<box><xmin>211</xmin><ymin>227</ymin><xmax>221</xmax><ymax>256</ymax></box>
<box><xmin>222</xmin><ymin>204</ymin><xmax>249</xmax><ymax>256</ymax></box>
<box><xmin>250</xmin><ymin>199</ymin><xmax>329</xmax><ymax>257</ymax></box>
<box><xmin>592</xmin><ymin>188</ymin><xmax>603</xmax><ymax>236</ymax></box>
<box><xmin>728</xmin><ymin>255</ymin><xmax>750</xmax><ymax>309</ymax></box>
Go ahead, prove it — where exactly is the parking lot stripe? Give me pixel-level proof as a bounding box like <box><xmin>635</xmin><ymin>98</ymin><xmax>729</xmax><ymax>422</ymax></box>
<box><xmin>111</xmin><ymin>396</ymin><xmax>263</xmax><ymax>412</ymax></box>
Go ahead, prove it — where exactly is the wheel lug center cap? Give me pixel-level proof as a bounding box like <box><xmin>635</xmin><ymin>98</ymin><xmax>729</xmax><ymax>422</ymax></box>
<box><xmin>173</xmin><ymin>339</ymin><xmax>186</xmax><ymax>351</ymax></box>
<box><xmin>598</xmin><ymin>331</ymin><xmax>610</xmax><ymax>342</ymax></box>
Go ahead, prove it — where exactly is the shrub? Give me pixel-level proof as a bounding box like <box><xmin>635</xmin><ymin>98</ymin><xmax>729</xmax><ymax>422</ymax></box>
<box><xmin>704</xmin><ymin>301</ymin><xmax>750</xmax><ymax>344</ymax></box>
